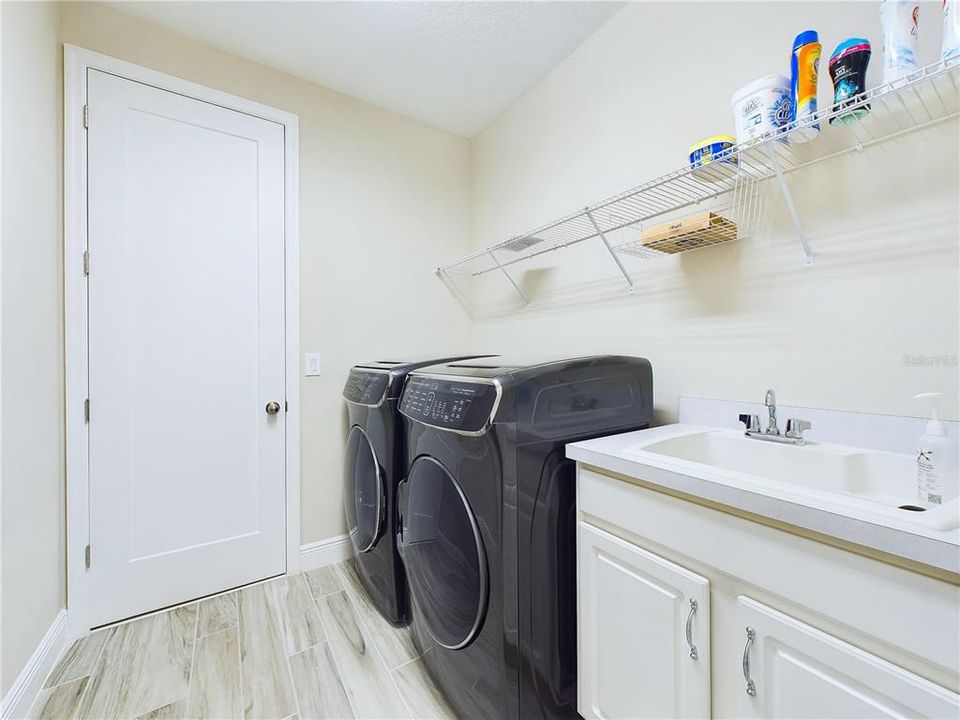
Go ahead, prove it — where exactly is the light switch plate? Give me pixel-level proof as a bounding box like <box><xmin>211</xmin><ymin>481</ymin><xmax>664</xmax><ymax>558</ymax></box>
<box><xmin>304</xmin><ymin>353</ymin><xmax>322</xmax><ymax>377</ymax></box>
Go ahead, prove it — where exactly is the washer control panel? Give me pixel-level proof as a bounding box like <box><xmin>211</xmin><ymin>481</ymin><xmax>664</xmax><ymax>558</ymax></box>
<box><xmin>342</xmin><ymin>370</ymin><xmax>390</xmax><ymax>405</ymax></box>
<box><xmin>400</xmin><ymin>376</ymin><xmax>499</xmax><ymax>432</ymax></box>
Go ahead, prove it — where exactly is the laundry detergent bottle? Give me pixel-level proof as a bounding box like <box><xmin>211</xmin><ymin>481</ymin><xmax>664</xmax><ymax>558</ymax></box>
<box><xmin>944</xmin><ymin>0</ymin><xmax>960</xmax><ymax>60</ymax></box>
<box><xmin>914</xmin><ymin>392</ymin><xmax>959</xmax><ymax>505</ymax></box>
<box><xmin>791</xmin><ymin>30</ymin><xmax>822</xmax><ymax>142</ymax></box>
<box><xmin>881</xmin><ymin>0</ymin><xmax>920</xmax><ymax>83</ymax></box>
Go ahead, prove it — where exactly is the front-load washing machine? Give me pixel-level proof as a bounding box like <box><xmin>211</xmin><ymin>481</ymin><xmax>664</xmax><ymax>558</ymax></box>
<box><xmin>397</xmin><ymin>355</ymin><xmax>653</xmax><ymax>719</ymax></box>
<box><xmin>342</xmin><ymin>356</ymin><xmax>493</xmax><ymax>625</ymax></box>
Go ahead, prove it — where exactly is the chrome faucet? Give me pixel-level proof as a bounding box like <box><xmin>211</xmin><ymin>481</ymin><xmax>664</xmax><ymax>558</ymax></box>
<box><xmin>764</xmin><ymin>389</ymin><xmax>780</xmax><ymax>436</ymax></box>
<box><xmin>739</xmin><ymin>389</ymin><xmax>812</xmax><ymax>446</ymax></box>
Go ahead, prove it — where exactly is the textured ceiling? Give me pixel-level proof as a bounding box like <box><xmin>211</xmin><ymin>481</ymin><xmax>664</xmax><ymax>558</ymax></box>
<box><xmin>103</xmin><ymin>1</ymin><xmax>626</xmax><ymax>137</ymax></box>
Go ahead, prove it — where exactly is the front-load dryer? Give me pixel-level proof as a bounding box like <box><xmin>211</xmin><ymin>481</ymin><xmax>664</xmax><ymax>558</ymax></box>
<box><xmin>342</xmin><ymin>356</ymin><xmax>493</xmax><ymax>625</ymax></box>
<box><xmin>397</xmin><ymin>355</ymin><xmax>653</xmax><ymax>719</ymax></box>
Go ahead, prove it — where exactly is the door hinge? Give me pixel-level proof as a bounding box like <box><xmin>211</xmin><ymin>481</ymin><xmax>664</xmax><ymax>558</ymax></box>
<box><xmin>285</xmin><ymin>400</ymin><xmax>288</xmax><ymax>412</ymax></box>
<box><xmin>83</xmin><ymin>250</ymin><xmax>90</xmax><ymax>276</ymax></box>
<box><xmin>84</xmin><ymin>398</ymin><xmax>90</xmax><ymax>423</ymax></box>
<box><xmin>84</xmin><ymin>544</ymin><xmax>91</xmax><ymax>569</ymax></box>
<box><xmin>83</xmin><ymin>105</ymin><xmax>89</xmax><ymax>130</ymax></box>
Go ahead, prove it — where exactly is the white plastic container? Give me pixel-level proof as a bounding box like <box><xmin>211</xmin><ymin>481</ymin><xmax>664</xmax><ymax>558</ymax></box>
<box><xmin>880</xmin><ymin>0</ymin><xmax>920</xmax><ymax>84</ymax></box>
<box><xmin>944</xmin><ymin>0</ymin><xmax>960</xmax><ymax>60</ymax></box>
<box><xmin>914</xmin><ymin>392</ymin><xmax>959</xmax><ymax>505</ymax></box>
<box><xmin>730</xmin><ymin>75</ymin><xmax>792</xmax><ymax>146</ymax></box>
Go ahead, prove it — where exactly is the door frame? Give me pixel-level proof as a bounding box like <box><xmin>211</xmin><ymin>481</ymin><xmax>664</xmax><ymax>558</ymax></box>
<box><xmin>63</xmin><ymin>45</ymin><xmax>301</xmax><ymax>637</ymax></box>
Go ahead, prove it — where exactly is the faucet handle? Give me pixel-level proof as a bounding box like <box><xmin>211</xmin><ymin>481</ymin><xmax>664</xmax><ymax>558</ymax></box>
<box><xmin>739</xmin><ymin>413</ymin><xmax>761</xmax><ymax>433</ymax></box>
<box><xmin>785</xmin><ymin>418</ymin><xmax>812</xmax><ymax>442</ymax></box>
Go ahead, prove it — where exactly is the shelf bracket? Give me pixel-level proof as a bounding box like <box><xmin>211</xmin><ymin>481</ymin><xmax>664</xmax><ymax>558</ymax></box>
<box><xmin>435</xmin><ymin>267</ymin><xmax>475</xmax><ymax>316</ymax></box>
<box><xmin>585</xmin><ymin>209</ymin><xmax>636</xmax><ymax>293</ymax></box>
<box><xmin>764</xmin><ymin>143</ymin><xmax>814</xmax><ymax>267</ymax></box>
<box><xmin>489</xmin><ymin>250</ymin><xmax>530</xmax><ymax>304</ymax></box>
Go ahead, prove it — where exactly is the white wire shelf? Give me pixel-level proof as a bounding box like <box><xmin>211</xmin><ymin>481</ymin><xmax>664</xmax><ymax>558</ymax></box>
<box><xmin>437</xmin><ymin>56</ymin><xmax>960</xmax><ymax>303</ymax></box>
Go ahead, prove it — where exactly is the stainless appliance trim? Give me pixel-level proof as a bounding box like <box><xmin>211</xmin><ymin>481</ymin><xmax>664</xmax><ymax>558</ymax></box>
<box><xmin>403</xmin><ymin>455</ymin><xmax>489</xmax><ymax>651</ymax></box>
<box><xmin>346</xmin><ymin>425</ymin><xmax>385</xmax><ymax>554</ymax></box>
<box><xmin>342</xmin><ymin>367</ymin><xmax>395</xmax><ymax>408</ymax></box>
<box><xmin>398</xmin><ymin>375</ymin><xmax>503</xmax><ymax>437</ymax></box>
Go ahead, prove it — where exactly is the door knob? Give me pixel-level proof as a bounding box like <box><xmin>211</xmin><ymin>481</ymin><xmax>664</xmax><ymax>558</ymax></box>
<box><xmin>265</xmin><ymin>401</ymin><xmax>282</xmax><ymax>415</ymax></box>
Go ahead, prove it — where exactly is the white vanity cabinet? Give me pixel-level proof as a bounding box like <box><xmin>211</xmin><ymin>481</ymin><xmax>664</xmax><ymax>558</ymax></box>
<box><xmin>578</xmin><ymin>522</ymin><xmax>711</xmax><ymax>719</ymax></box>
<box><xmin>737</xmin><ymin>596</ymin><xmax>960</xmax><ymax>719</ymax></box>
<box><xmin>576</xmin><ymin>466</ymin><xmax>960</xmax><ymax>720</ymax></box>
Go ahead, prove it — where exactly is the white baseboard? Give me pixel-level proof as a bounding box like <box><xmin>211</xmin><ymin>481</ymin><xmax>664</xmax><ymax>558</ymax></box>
<box><xmin>300</xmin><ymin>534</ymin><xmax>353</xmax><ymax>572</ymax></box>
<box><xmin>0</xmin><ymin>609</ymin><xmax>69</xmax><ymax>720</ymax></box>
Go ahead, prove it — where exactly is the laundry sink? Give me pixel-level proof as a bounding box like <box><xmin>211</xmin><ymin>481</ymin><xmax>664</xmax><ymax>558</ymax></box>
<box><xmin>623</xmin><ymin>427</ymin><xmax>960</xmax><ymax>532</ymax></box>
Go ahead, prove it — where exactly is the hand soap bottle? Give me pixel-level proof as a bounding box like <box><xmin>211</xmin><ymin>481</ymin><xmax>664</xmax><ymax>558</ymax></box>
<box><xmin>914</xmin><ymin>393</ymin><xmax>959</xmax><ymax>505</ymax></box>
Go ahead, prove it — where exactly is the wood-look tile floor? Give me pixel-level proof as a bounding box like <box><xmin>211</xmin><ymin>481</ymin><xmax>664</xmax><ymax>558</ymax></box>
<box><xmin>29</xmin><ymin>561</ymin><xmax>455</xmax><ymax>720</ymax></box>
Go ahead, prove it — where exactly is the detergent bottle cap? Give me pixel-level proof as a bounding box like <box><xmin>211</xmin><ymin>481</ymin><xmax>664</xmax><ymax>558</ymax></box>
<box><xmin>794</xmin><ymin>30</ymin><xmax>820</xmax><ymax>50</ymax></box>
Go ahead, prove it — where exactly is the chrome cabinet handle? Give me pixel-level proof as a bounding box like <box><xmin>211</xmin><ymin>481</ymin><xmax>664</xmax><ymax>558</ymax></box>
<box><xmin>742</xmin><ymin>627</ymin><xmax>757</xmax><ymax>697</ymax></box>
<box><xmin>265</xmin><ymin>401</ymin><xmax>281</xmax><ymax>415</ymax></box>
<box><xmin>685</xmin><ymin>599</ymin><xmax>699</xmax><ymax>660</ymax></box>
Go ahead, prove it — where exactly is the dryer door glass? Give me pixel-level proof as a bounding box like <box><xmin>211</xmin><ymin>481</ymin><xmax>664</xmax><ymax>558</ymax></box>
<box><xmin>401</xmin><ymin>456</ymin><xmax>487</xmax><ymax>649</ymax></box>
<box><xmin>343</xmin><ymin>426</ymin><xmax>383</xmax><ymax>553</ymax></box>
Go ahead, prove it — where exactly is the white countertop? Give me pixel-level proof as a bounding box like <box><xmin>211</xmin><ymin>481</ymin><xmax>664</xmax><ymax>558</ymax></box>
<box><xmin>567</xmin><ymin>424</ymin><xmax>960</xmax><ymax>576</ymax></box>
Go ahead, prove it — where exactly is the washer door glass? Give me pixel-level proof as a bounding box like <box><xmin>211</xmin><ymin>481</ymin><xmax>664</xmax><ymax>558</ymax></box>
<box><xmin>402</xmin><ymin>456</ymin><xmax>487</xmax><ymax>649</ymax></box>
<box><xmin>343</xmin><ymin>426</ymin><xmax>384</xmax><ymax>553</ymax></box>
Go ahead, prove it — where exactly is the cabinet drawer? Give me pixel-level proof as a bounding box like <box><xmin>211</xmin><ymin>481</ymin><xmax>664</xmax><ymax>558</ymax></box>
<box><xmin>578</xmin><ymin>521</ymin><xmax>710</xmax><ymax>719</ymax></box>
<box><xmin>737</xmin><ymin>595</ymin><xmax>960</xmax><ymax>719</ymax></box>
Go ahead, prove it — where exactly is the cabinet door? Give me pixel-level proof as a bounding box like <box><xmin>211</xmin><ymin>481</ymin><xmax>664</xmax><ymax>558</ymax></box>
<box><xmin>737</xmin><ymin>595</ymin><xmax>960</xmax><ymax>719</ymax></box>
<box><xmin>578</xmin><ymin>521</ymin><xmax>710</xmax><ymax>719</ymax></box>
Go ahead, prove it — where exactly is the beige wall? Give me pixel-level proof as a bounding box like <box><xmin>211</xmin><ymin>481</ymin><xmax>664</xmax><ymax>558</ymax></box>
<box><xmin>58</xmin><ymin>2</ymin><xmax>474</xmax><ymax>546</ymax></box>
<box><xmin>1</xmin><ymin>0</ymin><xmax>64</xmax><ymax>697</ymax></box>
<box><xmin>470</xmin><ymin>1</ymin><xmax>959</xmax><ymax>423</ymax></box>
<box><xmin>4</xmin><ymin>1</ymin><xmax>474</xmax><ymax>693</ymax></box>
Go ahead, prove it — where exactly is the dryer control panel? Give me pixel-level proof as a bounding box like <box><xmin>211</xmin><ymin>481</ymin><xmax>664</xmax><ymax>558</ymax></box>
<box><xmin>342</xmin><ymin>370</ymin><xmax>390</xmax><ymax>405</ymax></box>
<box><xmin>400</xmin><ymin>376</ymin><xmax>500</xmax><ymax>433</ymax></box>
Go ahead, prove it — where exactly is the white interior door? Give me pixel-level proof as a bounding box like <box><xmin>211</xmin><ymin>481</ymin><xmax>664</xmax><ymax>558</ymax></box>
<box><xmin>86</xmin><ymin>69</ymin><xmax>286</xmax><ymax>627</ymax></box>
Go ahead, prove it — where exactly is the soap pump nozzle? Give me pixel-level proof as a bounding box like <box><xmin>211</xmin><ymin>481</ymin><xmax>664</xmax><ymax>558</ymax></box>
<box><xmin>914</xmin><ymin>392</ymin><xmax>946</xmax><ymax>437</ymax></box>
